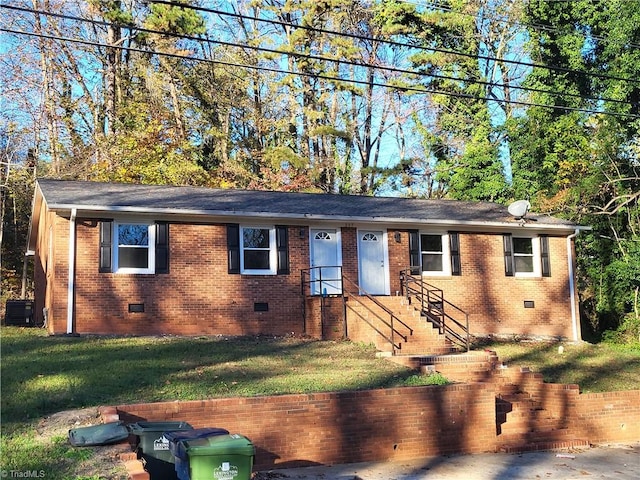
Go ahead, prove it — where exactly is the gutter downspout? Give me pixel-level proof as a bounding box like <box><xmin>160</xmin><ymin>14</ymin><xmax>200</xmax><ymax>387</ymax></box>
<box><xmin>567</xmin><ymin>228</ymin><xmax>581</xmax><ymax>342</ymax></box>
<box><xmin>66</xmin><ymin>208</ymin><xmax>77</xmax><ymax>334</ymax></box>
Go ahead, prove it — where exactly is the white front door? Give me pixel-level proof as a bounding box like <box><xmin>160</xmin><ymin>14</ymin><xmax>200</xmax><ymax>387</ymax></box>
<box><xmin>358</xmin><ymin>230</ymin><xmax>389</xmax><ymax>295</ymax></box>
<box><xmin>310</xmin><ymin>228</ymin><xmax>342</xmax><ymax>295</ymax></box>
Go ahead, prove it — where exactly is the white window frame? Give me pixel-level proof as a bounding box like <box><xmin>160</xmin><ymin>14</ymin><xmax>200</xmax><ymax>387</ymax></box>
<box><xmin>240</xmin><ymin>225</ymin><xmax>277</xmax><ymax>275</ymax></box>
<box><xmin>513</xmin><ymin>236</ymin><xmax>541</xmax><ymax>278</ymax></box>
<box><xmin>420</xmin><ymin>232</ymin><xmax>451</xmax><ymax>276</ymax></box>
<box><xmin>113</xmin><ymin>220</ymin><xmax>156</xmax><ymax>274</ymax></box>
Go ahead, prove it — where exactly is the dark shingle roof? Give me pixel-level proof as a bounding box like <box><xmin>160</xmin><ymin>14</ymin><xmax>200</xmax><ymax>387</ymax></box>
<box><xmin>35</xmin><ymin>179</ymin><xmax>578</xmax><ymax>230</ymax></box>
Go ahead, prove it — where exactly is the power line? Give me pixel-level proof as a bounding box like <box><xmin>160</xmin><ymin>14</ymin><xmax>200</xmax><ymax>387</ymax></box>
<box><xmin>3</xmin><ymin>26</ymin><xmax>638</xmax><ymax>120</ymax></box>
<box><xmin>400</xmin><ymin>0</ymin><xmax>640</xmax><ymax>50</ymax></box>
<box><xmin>3</xmin><ymin>4</ymin><xmax>632</xmax><ymax>108</ymax></box>
<box><xmin>148</xmin><ymin>0</ymin><xmax>640</xmax><ymax>86</ymax></box>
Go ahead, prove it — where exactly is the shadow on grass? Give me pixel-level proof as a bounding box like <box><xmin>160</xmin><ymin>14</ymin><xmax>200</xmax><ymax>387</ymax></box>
<box><xmin>474</xmin><ymin>339</ymin><xmax>640</xmax><ymax>393</ymax></box>
<box><xmin>0</xmin><ymin>327</ymin><xmax>423</xmax><ymax>428</ymax></box>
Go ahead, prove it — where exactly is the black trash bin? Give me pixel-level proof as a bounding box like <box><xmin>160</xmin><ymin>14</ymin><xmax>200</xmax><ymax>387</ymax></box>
<box><xmin>129</xmin><ymin>421</ymin><xmax>193</xmax><ymax>480</ymax></box>
<box><xmin>165</xmin><ymin>428</ymin><xmax>229</xmax><ymax>480</ymax></box>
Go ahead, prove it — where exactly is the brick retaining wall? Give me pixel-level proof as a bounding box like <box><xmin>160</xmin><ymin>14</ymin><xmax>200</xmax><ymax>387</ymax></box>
<box><xmin>114</xmin><ymin>383</ymin><xmax>497</xmax><ymax>470</ymax></box>
<box><xmin>573</xmin><ymin>390</ymin><xmax>640</xmax><ymax>443</ymax></box>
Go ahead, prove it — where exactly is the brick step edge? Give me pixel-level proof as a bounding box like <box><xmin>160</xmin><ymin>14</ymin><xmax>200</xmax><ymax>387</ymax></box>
<box><xmin>498</xmin><ymin>439</ymin><xmax>590</xmax><ymax>453</ymax></box>
<box><xmin>124</xmin><ymin>459</ymin><xmax>149</xmax><ymax>480</ymax></box>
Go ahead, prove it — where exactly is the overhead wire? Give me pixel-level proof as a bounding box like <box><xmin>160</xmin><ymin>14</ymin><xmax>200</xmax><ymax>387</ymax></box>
<box><xmin>148</xmin><ymin>0</ymin><xmax>640</xmax><ymax>86</ymax></box>
<box><xmin>2</xmin><ymin>3</ymin><xmax>632</xmax><ymax>108</ymax></box>
<box><xmin>398</xmin><ymin>0</ymin><xmax>640</xmax><ymax>50</ymax></box>
<box><xmin>3</xmin><ymin>26</ymin><xmax>638</xmax><ymax>120</ymax></box>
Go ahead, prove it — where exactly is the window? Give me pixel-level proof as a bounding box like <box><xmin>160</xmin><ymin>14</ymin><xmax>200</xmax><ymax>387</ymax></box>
<box><xmin>116</xmin><ymin>224</ymin><xmax>151</xmax><ymax>270</ymax></box>
<box><xmin>99</xmin><ymin>220</ymin><xmax>169</xmax><ymax>274</ymax></box>
<box><xmin>409</xmin><ymin>231</ymin><xmax>460</xmax><ymax>276</ymax></box>
<box><xmin>420</xmin><ymin>233</ymin><xmax>451</xmax><ymax>276</ymax></box>
<box><xmin>513</xmin><ymin>237</ymin><xmax>534</xmax><ymax>273</ymax></box>
<box><xmin>227</xmin><ymin>224</ymin><xmax>289</xmax><ymax>275</ymax></box>
<box><xmin>421</xmin><ymin>234</ymin><xmax>444</xmax><ymax>272</ymax></box>
<box><xmin>315</xmin><ymin>231</ymin><xmax>332</xmax><ymax>240</ymax></box>
<box><xmin>241</xmin><ymin>226</ymin><xmax>276</xmax><ymax>274</ymax></box>
<box><xmin>503</xmin><ymin>235</ymin><xmax>546</xmax><ymax>277</ymax></box>
<box><xmin>114</xmin><ymin>222</ymin><xmax>155</xmax><ymax>273</ymax></box>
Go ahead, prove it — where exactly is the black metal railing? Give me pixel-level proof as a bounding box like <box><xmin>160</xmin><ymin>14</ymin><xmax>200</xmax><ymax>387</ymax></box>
<box><xmin>301</xmin><ymin>266</ymin><xmax>413</xmax><ymax>355</ymax></box>
<box><xmin>400</xmin><ymin>269</ymin><xmax>470</xmax><ymax>352</ymax></box>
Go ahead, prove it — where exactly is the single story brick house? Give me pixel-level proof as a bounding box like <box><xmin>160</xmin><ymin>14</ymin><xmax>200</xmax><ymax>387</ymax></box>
<box><xmin>27</xmin><ymin>178</ymin><xmax>587</xmax><ymax>352</ymax></box>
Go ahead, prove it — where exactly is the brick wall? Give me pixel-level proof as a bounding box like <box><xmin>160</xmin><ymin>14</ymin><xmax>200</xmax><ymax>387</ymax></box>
<box><xmin>47</xmin><ymin>220</ymin><xmax>309</xmax><ymax>335</ymax></box>
<box><xmin>32</xmin><ymin>203</ymin><xmax>49</xmax><ymax>330</ymax></box>
<box><xmin>304</xmin><ymin>297</ymin><xmax>345</xmax><ymax>340</ymax></box>
<box><xmin>115</xmin><ymin>383</ymin><xmax>498</xmax><ymax>470</ymax></box>
<box><xmin>387</xmin><ymin>231</ymin><xmax>576</xmax><ymax>339</ymax></box>
<box><xmin>573</xmin><ymin>391</ymin><xmax>640</xmax><ymax>443</ymax></box>
<box><xmin>113</xmin><ymin>386</ymin><xmax>640</xmax><ymax>471</ymax></box>
<box><xmin>38</xmin><ymin>215</ymin><xmax>577</xmax><ymax>340</ymax></box>
<box><xmin>38</xmin><ymin>213</ymin><xmax>71</xmax><ymax>333</ymax></box>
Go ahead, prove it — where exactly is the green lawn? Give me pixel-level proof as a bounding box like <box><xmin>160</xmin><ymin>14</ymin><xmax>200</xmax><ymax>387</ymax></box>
<box><xmin>0</xmin><ymin>327</ymin><xmax>437</xmax><ymax>479</ymax></box>
<box><xmin>1</xmin><ymin>326</ymin><xmax>638</xmax><ymax>479</ymax></box>
<box><xmin>480</xmin><ymin>339</ymin><xmax>640</xmax><ymax>393</ymax></box>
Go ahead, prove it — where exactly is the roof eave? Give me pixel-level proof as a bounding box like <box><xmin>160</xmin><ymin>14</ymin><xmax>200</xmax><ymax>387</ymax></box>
<box><xmin>45</xmin><ymin>203</ymin><xmax>583</xmax><ymax>233</ymax></box>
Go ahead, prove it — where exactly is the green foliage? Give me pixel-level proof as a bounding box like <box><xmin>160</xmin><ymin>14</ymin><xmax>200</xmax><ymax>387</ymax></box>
<box><xmin>401</xmin><ymin>372</ymin><xmax>450</xmax><ymax>386</ymax></box>
<box><xmin>88</xmin><ymin>0</ymin><xmax>134</xmax><ymax>25</ymax></box>
<box><xmin>376</xmin><ymin>0</ymin><xmax>510</xmax><ymax>201</ymax></box>
<box><xmin>596</xmin><ymin>238</ymin><xmax>640</xmax><ymax>322</ymax></box>
<box><xmin>602</xmin><ymin>313</ymin><xmax>640</xmax><ymax>348</ymax></box>
<box><xmin>91</xmin><ymin>102</ymin><xmax>210</xmax><ymax>186</ymax></box>
<box><xmin>514</xmin><ymin>0</ymin><xmax>640</xmax><ymax>340</ymax></box>
<box><xmin>145</xmin><ymin>2</ymin><xmax>206</xmax><ymax>36</ymax></box>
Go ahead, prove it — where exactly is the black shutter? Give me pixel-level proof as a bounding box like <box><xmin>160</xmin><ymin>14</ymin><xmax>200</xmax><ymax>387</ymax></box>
<box><xmin>540</xmin><ymin>235</ymin><xmax>551</xmax><ymax>277</ymax></box>
<box><xmin>99</xmin><ymin>220</ymin><xmax>113</xmax><ymax>273</ymax></box>
<box><xmin>503</xmin><ymin>234</ymin><xmax>514</xmax><ymax>277</ymax></box>
<box><xmin>276</xmin><ymin>226</ymin><xmax>290</xmax><ymax>275</ymax></box>
<box><xmin>227</xmin><ymin>224</ymin><xmax>240</xmax><ymax>274</ymax></box>
<box><xmin>155</xmin><ymin>222</ymin><xmax>169</xmax><ymax>274</ymax></box>
<box><xmin>449</xmin><ymin>232</ymin><xmax>461</xmax><ymax>276</ymax></box>
<box><xmin>409</xmin><ymin>230</ymin><xmax>421</xmax><ymax>275</ymax></box>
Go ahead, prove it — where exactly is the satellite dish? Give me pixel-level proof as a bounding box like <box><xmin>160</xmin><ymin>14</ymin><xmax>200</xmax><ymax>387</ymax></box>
<box><xmin>508</xmin><ymin>200</ymin><xmax>531</xmax><ymax>219</ymax></box>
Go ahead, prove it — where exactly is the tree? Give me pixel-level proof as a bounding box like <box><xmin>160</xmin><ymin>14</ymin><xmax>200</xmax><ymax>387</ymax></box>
<box><xmin>376</xmin><ymin>0</ymin><xmax>511</xmax><ymax>201</ymax></box>
<box><xmin>511</xmin><ymin>0</ymin><xmax>640</xmax><ymax>338</ymax></box>
<box><xmin>0</xmin><ymin>124</ymin><xmax>37</xmax><ymax>301</ymax></box>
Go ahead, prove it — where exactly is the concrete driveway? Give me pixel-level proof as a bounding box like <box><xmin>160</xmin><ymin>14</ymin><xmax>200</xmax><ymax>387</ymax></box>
<box><xmin>254</xmin><ymin>443</ymin><xmax>639</xmax><ymax>480</ymax></box>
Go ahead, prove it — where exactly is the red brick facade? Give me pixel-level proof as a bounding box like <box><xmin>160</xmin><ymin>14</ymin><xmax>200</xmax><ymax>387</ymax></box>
<box><xmin>388</xmin><ymin>230</ymin><xmax>576</xmax><ymax>339</ymax></box>
<box><xmin>33</xmin><ymin>210</ymin><xmax>579</xmax><ymax>340</ymax></box>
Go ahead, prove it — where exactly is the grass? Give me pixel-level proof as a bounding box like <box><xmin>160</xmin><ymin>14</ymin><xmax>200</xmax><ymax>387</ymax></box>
<box><xmin>479</xmin><ymin>339</ymin><xmax>640</xmax><ymax>393</ymax></box>
<box><xmin>0</xmin><ymin>327</ymin><xmax>442</xmax><ymax>479</ymax></box>
<box><xmin>1</xmin><ymin>326</ymin><xmax>639</xmax><ymax>479</ymax></box>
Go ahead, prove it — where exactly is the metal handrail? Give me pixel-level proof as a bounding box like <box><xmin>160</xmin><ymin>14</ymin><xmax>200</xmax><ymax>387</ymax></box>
<box><xmin>400</xmin><ymin>269</ymin><xmax>470</xmax><ymax>351</ymax></box>
<box><xmin>301</xmin><ymin>266</ymin><xmax>413</xmax><ymax>355</ymax></box>
<box><xmin>341</xmin><ymin>275</ymin><xmax>413</xmax><ymax>355</ymax></box>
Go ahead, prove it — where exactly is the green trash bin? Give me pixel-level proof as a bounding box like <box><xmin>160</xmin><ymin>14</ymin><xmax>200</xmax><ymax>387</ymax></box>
<box><xmin>129</xmin><ymin>421</ymin><xmax>193</xmax><ymax>480</ymax></box>
<box><xmin>182</xmin><ymin>434</ymin><xmax>255</xmax><ymax>480</ymax></box>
